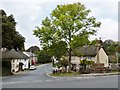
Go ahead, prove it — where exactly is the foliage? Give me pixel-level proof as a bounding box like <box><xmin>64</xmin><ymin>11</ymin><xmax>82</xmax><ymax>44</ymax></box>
<box><xmin>80</xmin><ymin>59</ymin><xmax>94</xmax><ymax>65</ymax></box>
<box><xmin>2</xmin><ymin>61</ymin><xmax>13</xmax><ymax>76</ymax></box>
<box><xmin>1</xmin><ymin>10</ymin><xmax>25</xmax><ymax>50</ymax></box>
<box><xmin>71</xmin><ymin>35</ymin><xmax>90</xmax><ymax>49</ymax></box>
<box><xmin>89</xmin><ymin>39</ymin><xmax>97</xmax><ymax>45</ymax></box>
<box><xmin>37</xmin><ymin>50</ymin><xmax>52</xmax><ymax>64</ymax></box>
<box><xmin>48</xmin><ymin>41</ymin><xmax>68</xmax><ymax>60</ymax></box>
<box><xmin>2</xmin><ymin>67</ymin><xmax>13</xmax><ymax>76</ymax></box>
<box><xmin>90</xmin><ymin>39</ymin><xmax>120</xmax><ymax>56</ymax></box>
<box><xmin>52</xmin><ymin>56</ymin><xmax>69</xmax><ymax>68</ymax></box>
<box><xmin>33</xmin><ymin>3</ymin><xmax>101</xmax><ymax>72</ymax></box>
<box><xmin>116</xmin><ymin>44</ymin><xmax>120</xmax><ymax>53</ymax></box>
<box><xmin>102</xmin><ymin>39</ymin><xmax>118</xmax><ymax>55</ymax></box>
<box><xmin>52</xmin><ymin>62</ymin><xmax>61</xmax><ymax>67</ymax></box>
<box><xmin>80</xmin><ymin>59</ymin><xmax>94</xmax><ymax>70</ymax></box>
<box><xmin>59</xmin><ymin>56</ymin><xmax>69</xmax><ymax>67</ymax></box>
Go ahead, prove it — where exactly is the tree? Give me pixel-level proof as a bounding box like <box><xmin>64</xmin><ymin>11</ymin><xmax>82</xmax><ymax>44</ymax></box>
<box><xmin>48</xmin><ymin>41</ymin><xmax>67</xmax><ymax>60</ymax></box>
<box><xmin>71</xmin><ymin>34</ymin><xmax>90</xmax><ymax>49</ymax></box>
<box><xmin>1</xmin><ymin>10</ymin><xmax>25</xmax><ymax>50</ymax></box>
<box><xmin>103</xmin><ymin>39</ymin><xmax>118</xmax><ymax>55</ymax></box>
<box><xmin>59</xmin><ymin>56</ymin><xmax>69</xmax><ymax>72</ymax></box>
<box><xmin>33</xmin><ymin>3</ymin><xmax>101</xmax><ymax>72</ymax></box>
<box><xmin>37</xmin><ymin>50</ymin><xmax>52</xmax><ymax>64</ymax></box>
<box><xmin>12</xmin><ymin>31</ymin><xmax>25</xmax><ymax>50</ymax></box>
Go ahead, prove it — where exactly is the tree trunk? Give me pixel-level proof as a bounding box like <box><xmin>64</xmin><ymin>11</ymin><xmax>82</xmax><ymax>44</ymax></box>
<box><xmin>68</xmin><ymin>29</ymin><xmax>72</xmax><ymax>72</ymax></box>
<box><xmin>68</xmin><ymin>48</ymin><xmax>71</xmax><ymax>72</ymax></box>
<box><xmin>52</xmin><ymin>59</ymin><xmax>54</xmax><ymax>65</ymax></box>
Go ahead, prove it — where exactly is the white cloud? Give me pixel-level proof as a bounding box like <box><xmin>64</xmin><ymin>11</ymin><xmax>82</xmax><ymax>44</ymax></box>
<box><xmin>0</xmin><ymin>0</ymin><xmax>118</xmax><ymax>49</ymax></box>
<box><xmin>90</xmin><ymin>19</ymin><xmax>118</xmax><ymax>41</ymax></box>
<box><xmin>99</xmin><ymin>19</ymin><xmax>118</xmax><ymax>41</ymax></box>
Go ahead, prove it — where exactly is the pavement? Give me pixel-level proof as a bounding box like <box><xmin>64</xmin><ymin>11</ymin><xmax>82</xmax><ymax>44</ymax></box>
<box><xmin>46</xmin><ymin>68</ymin><xmax>119</xmax><ymax>79</ymax></box>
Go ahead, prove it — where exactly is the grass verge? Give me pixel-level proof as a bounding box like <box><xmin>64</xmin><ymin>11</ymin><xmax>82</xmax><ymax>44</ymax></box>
<box><xmin>50</xmin><ymin>72</ymin><xmax>80</xmax><ymax>77</ymax></box>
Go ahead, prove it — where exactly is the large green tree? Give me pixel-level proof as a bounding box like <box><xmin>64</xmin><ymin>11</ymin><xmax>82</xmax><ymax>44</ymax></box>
<box><xmin>48</xmin><ymin>41</ymin><xmax>67</xmax><ymax>60</ymax></box>
<box><xmin>1</xmin><ymin>10</ymin><xmax>25</xmax><ymax>50</ymax></box>
<box><xmin>34</xmin><ymin>3</ymin><xmax>101</xmax><ymax>72</ymax></box>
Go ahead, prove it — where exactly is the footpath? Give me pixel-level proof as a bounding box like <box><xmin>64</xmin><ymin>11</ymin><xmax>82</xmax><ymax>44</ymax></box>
<box><xmin>46</xmin><ymin>71</ymin><xmax>119</xmax><ymax>79</ymax></box>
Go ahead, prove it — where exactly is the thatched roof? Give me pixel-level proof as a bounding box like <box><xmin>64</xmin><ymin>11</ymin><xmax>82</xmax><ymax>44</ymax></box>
<box><xmin>1</xmin><ymin>49</ymin><xmax>30</xmax><ymax>60</ymax></box>
<box><xmin>4</xmin><ymin>49</ymin><xmax>23</xmax><ymax>59</ymax></box>
<box><xmin>72</xmin><ymin>45</ymin><xmax>100</xmax><ymax>56</ymax></box>
<box><xmin>18</xmin><ymin>51</ymin><xmax>29</xmax><ymax>59</ymax></box>
<box><xmin>77</xmin><ymin>46</ymin><xmax>97</xmax><ymax>56</ymax></box>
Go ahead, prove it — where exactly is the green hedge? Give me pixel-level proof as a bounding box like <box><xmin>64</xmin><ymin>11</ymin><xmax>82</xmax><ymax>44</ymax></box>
<box><xmin>2</xmin><ymin>67</ymin><xmax>13</xmax><ymax>76</ymax></box>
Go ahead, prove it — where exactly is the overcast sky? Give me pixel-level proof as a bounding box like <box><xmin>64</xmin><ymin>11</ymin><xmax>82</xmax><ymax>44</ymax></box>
<box><xmin>0</xmin><ymin>0</ymin><xmax>119</xmax><ymax>50</ymax></box>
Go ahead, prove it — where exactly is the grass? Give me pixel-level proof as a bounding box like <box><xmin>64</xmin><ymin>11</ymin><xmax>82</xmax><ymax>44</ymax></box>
<box><xmin>111</xmin><ymin>70</ymin><xmax>120</xmax><ymax>73</ymax></box>
<box><xmin>50</xmin><ymin>72</ymin><xmax>80</xmax><ymax>77</ymax></box>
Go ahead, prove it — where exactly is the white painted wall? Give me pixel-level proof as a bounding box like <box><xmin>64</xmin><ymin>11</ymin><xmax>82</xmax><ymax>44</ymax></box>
<box><xmin>24</xmin><ymin>59</ymin><xmax>29</xmax><ymax>69</ymax></box>
<box><xmin>11</xmin><ymin>59</ymin><xmax>30</xmax><ymax>73</ymax></box>
<box><xmin>94</xmin><ymin>48</ymin><xmax>109</xmax><ymax>67</ymax></box>
<box><xmin>71</xmin><ymin>56</ymin><xmax>80</xmax><ymax>65</ymax></box>
<box><xmin>11</xmin><ymin>59</ymin><xmax>19</xmax><ymax>72</ymax></box>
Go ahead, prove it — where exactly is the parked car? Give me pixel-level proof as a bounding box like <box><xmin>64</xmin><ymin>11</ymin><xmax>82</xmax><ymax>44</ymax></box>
<box><xmin>30</xmin><ymin>65</ymin><xmax>37</xmax><ymax>70</ymax></box>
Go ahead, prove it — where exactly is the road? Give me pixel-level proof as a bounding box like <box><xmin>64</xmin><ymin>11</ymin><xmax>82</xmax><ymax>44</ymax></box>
<box><xmin>2</xmin><ymin>63</ymin><xmax>119</xmax><ymax>88</ymax></box>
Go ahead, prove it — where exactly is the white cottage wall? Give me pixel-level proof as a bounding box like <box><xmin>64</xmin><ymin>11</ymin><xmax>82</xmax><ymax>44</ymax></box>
<box><xmin>94</xmin><ymin>48</ymin><xmax>108</xmax><ymax>67</ymax></box>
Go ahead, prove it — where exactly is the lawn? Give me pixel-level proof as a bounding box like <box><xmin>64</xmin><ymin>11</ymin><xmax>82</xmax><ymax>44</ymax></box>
<box><xmin>50</xmin><ymin>72</ymin><xmax>80</xmax><ymax>77</ymax></box>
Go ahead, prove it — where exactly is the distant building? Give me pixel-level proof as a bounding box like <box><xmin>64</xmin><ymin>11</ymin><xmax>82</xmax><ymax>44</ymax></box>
<box><xmin>23</xmin><ymin>52</ymin><xmax>38</xmax><ymax>66</ymax></box>
<box><xmin>26</xmin><ymin>46</ymin><xmax>40</xmax><ymax>54</ymax></box>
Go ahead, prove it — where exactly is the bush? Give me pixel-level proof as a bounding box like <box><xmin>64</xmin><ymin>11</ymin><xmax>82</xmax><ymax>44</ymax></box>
<box><xmin>2</xmin><ymin>67</ymin><xmax>13</xmax><ymax>76</ymax></box>
<box><xmin>80</xmin><ymin>59</ymin><xmax>94</xmax><ymax>70</ymax></box>
<box><xmin>52</xmin><ymin>62</ymin><xmax>61</xmax><ymax>67</ymax></box>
